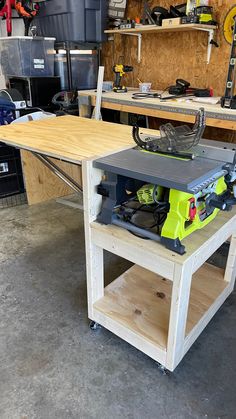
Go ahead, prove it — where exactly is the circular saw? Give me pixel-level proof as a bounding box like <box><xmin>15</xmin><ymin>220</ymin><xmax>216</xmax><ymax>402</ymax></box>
<box><xmin>223</xmin><ymin>5</ymin><xmax>236</xmax><ymax>44</ymax></box>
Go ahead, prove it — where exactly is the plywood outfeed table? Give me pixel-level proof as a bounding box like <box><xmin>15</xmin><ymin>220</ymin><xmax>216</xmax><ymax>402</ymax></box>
<box><xmin>1</xmin><ymin>115</ymin><xmax>236</xmax><ymax>371</ymax></box>
<box><xmin>1</xmin><ymin>116</ymin><xmax>136</xmax><ymax>204</ymax></box>
<box><xmin>78</xmin><ymin>89</ymin><xmax>236</xmax><ymax>131</ymax></box>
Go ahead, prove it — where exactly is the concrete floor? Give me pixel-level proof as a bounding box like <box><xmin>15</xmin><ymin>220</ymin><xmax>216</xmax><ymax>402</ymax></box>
<box><xmin>1</xmin><ymin>200</ymin><xmax>236</xmax><ymax>419</ymax></box>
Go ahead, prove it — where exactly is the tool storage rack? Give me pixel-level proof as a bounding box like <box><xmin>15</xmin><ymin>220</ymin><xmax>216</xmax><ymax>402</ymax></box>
<box><xmin>83</xmin><ymin>156</ymin><xmax>236</xmax><ymax>371</ymax></box>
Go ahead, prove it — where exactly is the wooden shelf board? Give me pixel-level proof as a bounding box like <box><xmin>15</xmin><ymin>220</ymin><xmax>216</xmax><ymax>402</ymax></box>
<box><xmin>94</xmin><ymin>263</ymin><xmax>226</xmax><ymax>351</ymax></box>
<box><xmin>105</xmin><ymin>23</ymin><xmax>217</xmax><ymax>35</ymax></box>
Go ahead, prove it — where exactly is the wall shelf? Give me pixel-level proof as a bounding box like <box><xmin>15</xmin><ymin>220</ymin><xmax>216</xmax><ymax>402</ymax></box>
<box><xmin>105</xmin><ymin>23</ymin><xmax>217</xmax><ymax>64</ymax></box>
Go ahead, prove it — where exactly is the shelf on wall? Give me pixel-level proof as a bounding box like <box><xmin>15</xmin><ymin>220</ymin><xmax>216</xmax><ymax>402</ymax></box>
<box><xmin>105</xmin><ymin>23</ymin><xmax>217</xmax><ymax>64</ymax></box>
<box><xmin>105</xmin><ymin>23</ymin><xmax>217</xmax><ymax>35</ymax></box>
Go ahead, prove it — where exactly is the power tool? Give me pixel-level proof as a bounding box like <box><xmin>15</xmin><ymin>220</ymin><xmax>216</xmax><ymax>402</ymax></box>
<box><xmin>182</xmin><ymin>3</ymin><xmax>216</xmax><ymax>25</ymax></box>
<box><xmin>168</xmin><ymin>79</ymin><xmax>190</xmax><ymax>95</ymax></box>
<box><xmin>94</xmin><ymin>108</ymin><xmax>236</xmax><ymax>255</ymax></box>
<box><xmin>113</xmin><ymin>64</ymin><xmax>133</xmax><ymax>93</ymax></box>
<box><xmin>168</xmin><ymin>79</ymin><xmax>211</xmax><ymax>98</ymax></box>
<box><xmin>193</xmin><ymin>6</ymin><xmax>215</xmax><ymax>25</ymax></box>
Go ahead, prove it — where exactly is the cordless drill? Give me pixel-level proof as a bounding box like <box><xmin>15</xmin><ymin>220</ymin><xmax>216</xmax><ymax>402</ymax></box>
<box><xmin>113</xmin><ymin>64</ymin><xmax>133</xmax><ymax>93</ymax></box>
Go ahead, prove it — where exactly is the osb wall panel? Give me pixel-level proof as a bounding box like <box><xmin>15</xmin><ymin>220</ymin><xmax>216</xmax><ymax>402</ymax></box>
<box><xmin>102</xmin><ymin>1</ymin><xmax>236</xmax><ymax>141</ymax></box>
<box><xmin>102</xmin><ymin>0</ymin><xmax>232</xmax><ymax>95</ymax></box>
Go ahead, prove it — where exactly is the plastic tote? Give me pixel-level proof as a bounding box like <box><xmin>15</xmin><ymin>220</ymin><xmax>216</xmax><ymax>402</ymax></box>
<box><xmin>34</xmin><ymin>0</ymin><xmax>107</xmax><ymax>42</ymax></box>
<box><xmin>0</xmin><ymin>36</ymin><xmax>55</xmax><ymax>77</ymax></box>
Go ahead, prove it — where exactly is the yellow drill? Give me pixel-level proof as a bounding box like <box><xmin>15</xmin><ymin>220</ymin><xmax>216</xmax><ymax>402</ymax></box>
<box><xmin>113</xmin><ymin>64</ymin><xmax>133</xmax><ymax>93</ymax></box>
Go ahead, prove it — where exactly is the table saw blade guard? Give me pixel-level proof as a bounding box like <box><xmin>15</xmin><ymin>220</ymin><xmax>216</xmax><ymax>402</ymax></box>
<box><xmin>132</xmin><ymin>108</ymin><xmax>206</xmax><ymax>157</ymax></box>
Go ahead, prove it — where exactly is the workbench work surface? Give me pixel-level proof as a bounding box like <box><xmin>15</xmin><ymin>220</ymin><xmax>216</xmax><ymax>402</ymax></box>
<box><xmin>0</xmin><ymin>115</ymin><xmax>148</xmax><ymax>164</ymax></box>
<box><xmin>78</xmin><ymin>89</ymin><xmax>236</xmax><ymax>130</ymax></box>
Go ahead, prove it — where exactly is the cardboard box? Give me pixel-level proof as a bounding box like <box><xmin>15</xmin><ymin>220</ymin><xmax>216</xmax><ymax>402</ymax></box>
<box><xmin>162</xmin><ymin>17</ymin><xmax>181</xmax><ymax>27</ymax></box>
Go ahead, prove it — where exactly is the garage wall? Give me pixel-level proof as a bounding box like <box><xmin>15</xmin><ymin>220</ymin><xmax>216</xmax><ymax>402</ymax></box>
<box><xmin>101</xmin><ymin>0</ymin><xmax>235</xmax><ymax>141</ymax></box>
<box><xmin>102</xmin><ymin>0</ymin><xmax>231</xmax><ymax>96</ymax></box>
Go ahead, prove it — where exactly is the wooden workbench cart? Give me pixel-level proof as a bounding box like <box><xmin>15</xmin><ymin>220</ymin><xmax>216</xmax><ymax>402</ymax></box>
<box><xmin>83</xmin><ymin>158</ymin><xmax>236</xmax><ymax>372</ymax></box>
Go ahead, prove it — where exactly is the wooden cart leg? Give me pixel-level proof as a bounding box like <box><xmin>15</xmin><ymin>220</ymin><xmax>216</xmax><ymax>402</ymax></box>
<box><xmin>82</xmin><ymin>159</ymin><xmax>104</xmax><ymax>319</ymax></box>
<box><xmin>224</xmin><ymin>232</ymin><xmax>236</xmax><ymax>288</ymax></box>
<box><xmin>166</xmin><ymin>260</ymin><xmax>193</xmax><ymax>371</ymax></box>
<box><xmin>85</xmin><ymin>242</ymin><xmax>104</xmax><ymax>319</ymax></box>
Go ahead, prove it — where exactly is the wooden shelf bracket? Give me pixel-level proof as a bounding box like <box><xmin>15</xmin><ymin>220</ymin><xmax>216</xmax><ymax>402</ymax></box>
<box><xmin>195</xmin><ymin>27</ymin><xmax>214</xmax><ymax>64</ymax></box>
<box><xmin>123</xmin><ymin>32</ymin><xmax>142</xmax><ymax>63</ymax></box>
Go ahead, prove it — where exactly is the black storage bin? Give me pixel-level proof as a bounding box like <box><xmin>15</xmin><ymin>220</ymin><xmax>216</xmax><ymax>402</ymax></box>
<box><xmin>34</xmin><ymin>0</ymin><xmax>107</xmax><ymax>43</ymax></box>
<box><xmin>9</xmin><ymin>76</ymin><xmax>61</xmax><ymax>109</ymax></box>
<box><xmin>54</xmin><ymin>50</ymin><xmax>98</xmax><ymax>90</ymax></box>
<box><xmin>0</xmin><ymin>144</ymin><xmax>24</xmax><ymax>198</ymax></box>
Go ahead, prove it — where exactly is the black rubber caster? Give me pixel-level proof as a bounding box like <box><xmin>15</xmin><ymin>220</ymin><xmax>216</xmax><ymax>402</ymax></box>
<box><xmin>157</xmin><ymin>363</ymin><xmax>168</xmax><ymax>375</ymax></box>
<box><xmin>89</xmin><ymin>321</ymin><xmax>101</xmax><ymax>331</ymax></box>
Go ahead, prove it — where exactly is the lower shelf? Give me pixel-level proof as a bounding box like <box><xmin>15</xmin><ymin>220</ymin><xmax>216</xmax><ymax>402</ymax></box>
<box><xmin>94</xmin><ymin>263</ymin><xmax>226</xmax><ymax>352</ymax></box>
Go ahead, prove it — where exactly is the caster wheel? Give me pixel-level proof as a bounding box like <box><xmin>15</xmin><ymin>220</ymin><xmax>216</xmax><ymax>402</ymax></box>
<box><xmin>157</xmin><ymin>363</ymin><xmax>168</xmax><ymax>375</ymax></box>
<box><xmin>89</xmin><ymin>321</ymin><xmax>101</xmax><ymax>331</ymax></box>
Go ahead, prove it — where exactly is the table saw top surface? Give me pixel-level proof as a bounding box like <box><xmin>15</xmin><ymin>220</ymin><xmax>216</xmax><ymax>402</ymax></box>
<box><xmin>0</xmin><ymin>116</ymin><xmax>143</xmax><ymax>164</ymax></box>
<box><xmin>94</xmin><ymin>148</ymin><xmax>226</xmax><ymax>193</ymax></box>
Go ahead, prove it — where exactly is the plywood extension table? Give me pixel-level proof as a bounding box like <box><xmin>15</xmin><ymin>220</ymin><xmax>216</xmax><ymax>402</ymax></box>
<box><xmin>1</xmin><ymin>115</ymin><xmax>236</xmax><ymax>371</ymax></box>
<box><xmin>2</xmin><ymin>115</ymin><xmax>137</xmax><ymax>204</ymax></box>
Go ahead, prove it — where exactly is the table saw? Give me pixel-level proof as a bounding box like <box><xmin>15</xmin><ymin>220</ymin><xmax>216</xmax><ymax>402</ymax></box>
<box><xmin>94</xmin><ymin>110</ymin><xmax>236</xmax><ymax>254</ymax></box>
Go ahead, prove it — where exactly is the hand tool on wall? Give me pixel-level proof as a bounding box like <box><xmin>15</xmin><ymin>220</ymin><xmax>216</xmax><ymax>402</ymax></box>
<box><xmin>223</xmin><ymin>5</ymin><xmax>236</xmax><ymax>44</ymax></box>
<box><xmin>221</xmin><ymin>16</ymin><xmax>236</xmax><ymax>109</ymax></box>
<box><xmin>143</xmin><ymin>1</ymin><xmax>157</xmax><ymax>25</ymax></box>
<box><xmin>113</xmin><ymin>64</ymin><xmax>133</xmax><ymax>93</ymax></box>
